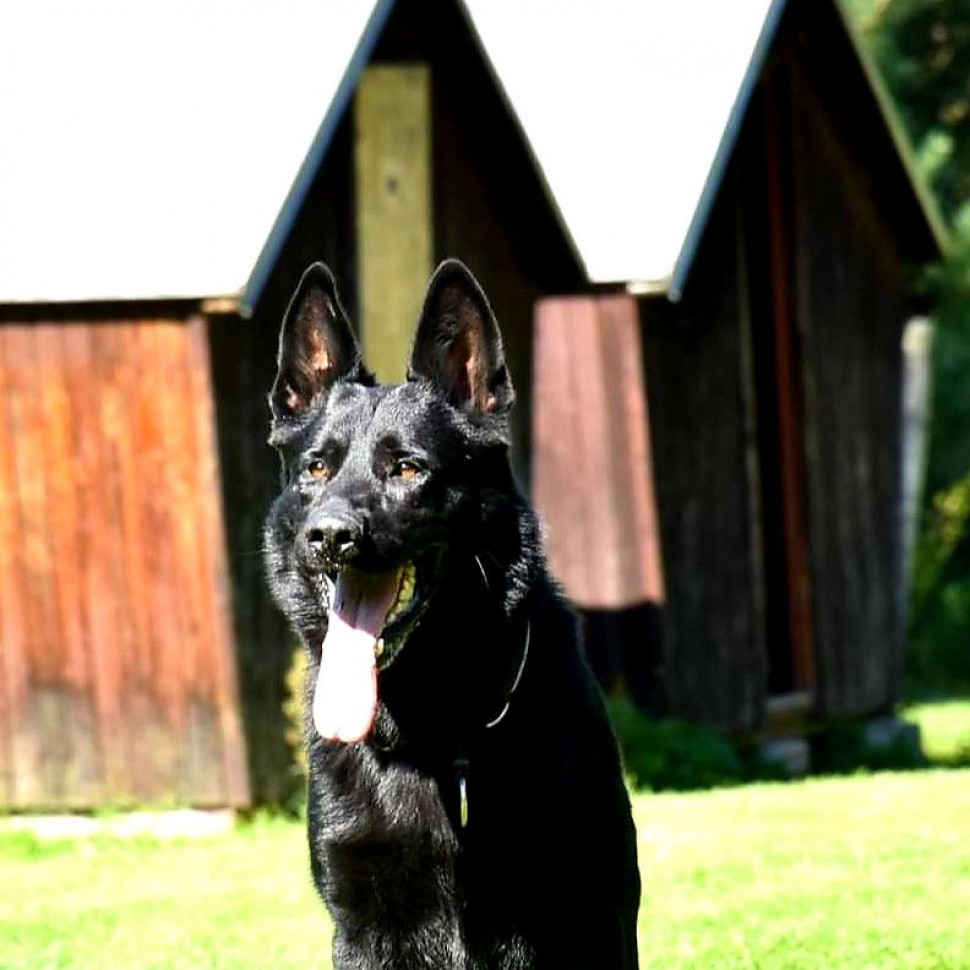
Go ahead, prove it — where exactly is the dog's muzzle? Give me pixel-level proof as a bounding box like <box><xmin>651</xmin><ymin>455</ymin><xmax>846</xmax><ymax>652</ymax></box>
<box><xmin>303</xmin><ymin>511</ymin><xmax>363</xmax><ymax>568</ymax></box>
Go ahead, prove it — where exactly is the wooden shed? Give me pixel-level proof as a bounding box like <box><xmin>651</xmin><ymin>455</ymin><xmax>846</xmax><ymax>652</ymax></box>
<box><xmin>528</xmin><ymin>0</ymin><xmax>946</xmax><ymax>734</ymax></box>
<box><xmin>0</xmin><ymin>0</ymin><xmax>582</xmax><ymax>807</ymax></box>
<box><xmin>0</xmin><ymin>0</ymin><xmax>943</xmax><ymax>807</ymax></box>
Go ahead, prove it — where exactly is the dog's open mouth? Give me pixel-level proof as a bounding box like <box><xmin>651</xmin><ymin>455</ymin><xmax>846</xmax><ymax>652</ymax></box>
<box><xmin>312</xmin><ymin>559</ymin><xmax>431</xmax><ymax>744</ymax></box>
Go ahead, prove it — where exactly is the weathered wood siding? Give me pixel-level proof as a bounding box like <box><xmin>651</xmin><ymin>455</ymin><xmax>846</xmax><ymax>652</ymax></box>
<box><xmin>788</xmin><ymin>57</ymin><xmax>910</xmax><ymax>716</ymax></box>
<box><xmin>532</xmin><ymin>296</ymin><xmax>664</xmax><ymax>610</ymax></box>
<box><xmin>637</xmin><ymin>1</ymin><xmax>931</xmax><ymax>729</ymax></box>
<box><xmin>0</xmin><ymin>315</ymin><xmax>248</xmax><ymax>808</ymax></box>
<box><xmin>640</xmin><ymin>181</ymin><xmax>767</xmax><ymax>732</ymax></box>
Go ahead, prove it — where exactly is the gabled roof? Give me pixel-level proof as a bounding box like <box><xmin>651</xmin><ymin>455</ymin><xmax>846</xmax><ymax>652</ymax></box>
<box><xmin>0</xmin><ymin>0</ymin><xmax>382</xmax><ymax>305</ymax></box>
<box><xmin>0</xmin><ymin>0</ymin><xmax>946</xmax><ymax>308</ymax></box>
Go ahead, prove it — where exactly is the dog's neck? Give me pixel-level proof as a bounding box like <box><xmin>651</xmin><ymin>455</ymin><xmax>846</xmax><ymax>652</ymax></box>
<box><xmin>369</xmin><ymin>540</ymin><xmax>537</xmax><ymax>745</ymax></box>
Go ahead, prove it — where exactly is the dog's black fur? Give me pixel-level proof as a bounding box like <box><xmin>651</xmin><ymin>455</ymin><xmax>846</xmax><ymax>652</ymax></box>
<box><xmin>264</xmin><ymin>260</ymin><xmax>641</xmax><ymax>969</ymax></box>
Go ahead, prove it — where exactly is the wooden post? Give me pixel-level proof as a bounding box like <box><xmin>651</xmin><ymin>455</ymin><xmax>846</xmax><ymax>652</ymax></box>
<box><xmin>899</xmin><ymin>318</ymin><xmax>933</xmax><ymax>622</ymax></box>
<box><xmin>354</xmin><ymin>65</ymin><xmax>432</xmax><ymax>382</ymax></box>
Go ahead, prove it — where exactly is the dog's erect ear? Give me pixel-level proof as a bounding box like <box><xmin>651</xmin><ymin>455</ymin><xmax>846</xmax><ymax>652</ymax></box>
<box><xmin>408</xmin><ymin>260</ymin><xmax>514</xmax><ymax>415</ymax></box>
<box><xmin>270</xmin><ymin>263</ymin><xmax>363</xmax><ymax>421</ymax></box>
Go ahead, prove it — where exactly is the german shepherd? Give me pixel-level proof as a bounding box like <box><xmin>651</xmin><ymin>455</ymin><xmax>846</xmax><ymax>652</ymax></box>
<box><xmin>264</xmin><ymin>260</ymin><xmax>640</xmax><ymax>969</ymax></box>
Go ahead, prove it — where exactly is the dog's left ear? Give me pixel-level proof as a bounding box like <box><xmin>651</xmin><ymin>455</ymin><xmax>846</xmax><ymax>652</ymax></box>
<box><xmin>270</xmin><ymin>262</ymin><xmax>364</xmax><ymax>423</ymax></box>
<box><xmin>408</xmin><ymin>260</ymin><xmax>514</xmax><ymax>415</ymax></box>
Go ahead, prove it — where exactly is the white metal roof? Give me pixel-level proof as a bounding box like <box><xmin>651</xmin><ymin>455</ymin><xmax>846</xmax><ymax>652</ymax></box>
<box><xmin>0</xmin><ymin>0</ymin><xmax>942</xmax><ymax>306</ymax></box>
<box><xmin>463</xmin><ymin>0</ymin><xmax>780</xmax><ymax>297</ymax></box>
<box><xmin>0</xmin><ymin>0</ymin><xmax>380</xmax><ymax>305</ymax></box>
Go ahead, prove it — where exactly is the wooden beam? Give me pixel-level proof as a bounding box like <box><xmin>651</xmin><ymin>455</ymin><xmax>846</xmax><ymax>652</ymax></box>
<box><xmin>354</xmin><ymin>65</ymin><xmax>432</xmax><ymax>382</ymax></box>
<box><xmin>765</xmin><ymin>71</ymin><xmax>816</xmax><ymax>693</ymax></box>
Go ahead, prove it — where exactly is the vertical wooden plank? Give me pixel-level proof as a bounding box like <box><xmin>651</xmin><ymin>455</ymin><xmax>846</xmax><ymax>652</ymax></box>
<box><xmin>185</xmin><ymin>315</ymin><xmax>250</xmax><ymax>807</ymax></box>
<box><xmin>0</xmin><ymin>327</ymin><xmax>37</xmax><ymax>807</ymax></box>
<box><xmin>5</xmin><ymin>324</ymin><xmax>72</xmax><ymax>805</ymax></box>
<box><xmin>0</xmin><ymin>331</ymin><xmax>15</xmax><ymax>805</ymax></box>
<box><xmin>153</xmin><ymin>313</ymin><xmax>237</xmax><ymax>806</ymax></box>
<box><xmin>98</xmin><ymin>320</ymin><xmax>158</xmax><ymax>801</ymax></box>
<box><xmin>533</xmin><ymin>299</ymin><xmax>590</xmax><ymax>600</ymax></box>
<box><xmin>788</xmin><ymin>56</ymin><xmax>906</xmax><ymax>714</ymax></box>
<box><xmin>532</xmin><ymin>296</ymin><xmax>664</xmax><ymax>610</ymax></box>
<box><xmin>92</xmin><ymin>321</ymin><xmax>144</xmax><ymax>803</ymax></box>
<box><xmin>36</xmin><ymin>323</ymin><xmax>102</xmax><ymax>803</ymax></box>
<box><xmin>597</xmin><ymin>297</ymin><xmax>665</xmax><ymax>605</ymax></box>
<box><xmin>152</xmin><ymin>318</ymin><xmax>208</xmax><ymax>802</ymax></box>
<box><xmin>733</xmin><ymin>184</ymin><xmax>769</xmax><ymax>707</ymax></box>
<box><xmin>765</xmin><ymin>73</ymin><xmax>817</xmax><ymax>693</ymax></box>
<box><xmin>355</xmin><ymin>64</ymin><xmax>432</xmax><ymax>382</ymax></box>
<box><xmin>133</xmin><ymin>320</ymin><xmax>189</xmax><ymax>797</ymax></box>
<box><xmin>61</xmin><ymin>323</ymin><xmax>129</xmax><ymax>800</ymax></box>
<box><xmin>572</xmin><ymin>300</ymin><xmax>622</xmax><ymax>605</ymax></box>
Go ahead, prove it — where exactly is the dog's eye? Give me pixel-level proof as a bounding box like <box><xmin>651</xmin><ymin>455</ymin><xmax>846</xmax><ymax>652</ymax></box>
<box><xmin>306</xmin><ymin>459</ymin><xmax>330</xmax><ymax>482</ymax></box>
<box><xmin>392</xmin><ymin>459</ymin><xmax>424</xmax><ymax>482</ymax></box>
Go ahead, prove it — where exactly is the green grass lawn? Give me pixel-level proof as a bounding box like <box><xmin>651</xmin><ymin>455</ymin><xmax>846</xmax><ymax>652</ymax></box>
<box><xmin>1</xmin><ymin>769</ymin><xmax>968</xmax><ymax>969</ymax></box>
<box><xmin>635</xmin><ymin>771</ymin><xmax>968</xmax><ymax>969</ymax></box>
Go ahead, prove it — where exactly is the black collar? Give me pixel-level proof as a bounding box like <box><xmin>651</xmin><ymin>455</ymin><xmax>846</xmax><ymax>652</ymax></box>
<box><xmin>451</xmin><ymin>561</ymin><xmax>533</xmax><ymax>832</ymax></box>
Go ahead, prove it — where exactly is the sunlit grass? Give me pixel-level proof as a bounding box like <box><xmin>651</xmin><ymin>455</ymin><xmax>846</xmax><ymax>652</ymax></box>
<box><xmin>1</xmin><ymin>764</ymin><xmax>967</xmax><ymax>967</ymax></box>
<box><xmin>0</xmin><ymin>817</ymin><xmax>331</xmax><ymax>970</ymax></box>
<box><xmin>905</xmin><ymin>699</ymin><xmax>970</xmax><ymax>764</ymax></box>
<box><xmin>634</xmin><ymin>770</ymin><xmax>969</xmax><ymax>969</ymax></box>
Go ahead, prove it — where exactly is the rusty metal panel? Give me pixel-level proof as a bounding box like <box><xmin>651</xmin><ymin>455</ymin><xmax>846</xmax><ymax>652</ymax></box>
<box><xmin>532</xmin><ymin>295</ymin><xmax>664</xmax><ymax>611</ymax></box>
<box><xmin>0</xmin><ymin>316</ymin><xmax>249</xmax><ymax>809</ymax></box>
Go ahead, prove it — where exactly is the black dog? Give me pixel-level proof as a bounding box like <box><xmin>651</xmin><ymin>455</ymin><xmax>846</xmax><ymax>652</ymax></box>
<box><xmin>264</xmin><ymin>260</ymin><xmax>641</xmax><ymax>969</ymax></box>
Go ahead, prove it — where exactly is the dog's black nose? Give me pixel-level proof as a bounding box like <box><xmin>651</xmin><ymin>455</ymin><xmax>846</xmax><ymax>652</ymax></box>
<box><xmin>304</xmin><ymin>516</ymin><xmax>362</xmax><ymax>565</ymax></box>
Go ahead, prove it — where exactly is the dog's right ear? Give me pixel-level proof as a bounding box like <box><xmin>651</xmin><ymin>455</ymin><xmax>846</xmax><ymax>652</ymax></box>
<box><xmin>270</xmin><ymin>263</ymin><xmax>364</xmax><ymax>423</ymax></box>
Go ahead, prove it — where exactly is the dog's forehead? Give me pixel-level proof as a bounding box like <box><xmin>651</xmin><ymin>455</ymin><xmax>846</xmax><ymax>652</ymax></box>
<box><xmin>375</xmin><ymin>381</ymin><xmax>436</xmax><ymax>421</ymax></box>
<box><xmin>371</xmin><ymin>382</ymin><xmax>458</xmax><ymax>447</ymax></box>
<box><xmin>320</xmin><ymin>380</ymin><xmax>455</xmax><ymax>448</ymax></box>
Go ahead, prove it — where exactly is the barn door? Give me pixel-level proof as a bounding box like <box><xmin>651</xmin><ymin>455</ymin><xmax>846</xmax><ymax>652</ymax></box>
<box><xmin>531</xmin><ymin>296</ymin><xmax>665</xmax><ymax>704</ymax></box>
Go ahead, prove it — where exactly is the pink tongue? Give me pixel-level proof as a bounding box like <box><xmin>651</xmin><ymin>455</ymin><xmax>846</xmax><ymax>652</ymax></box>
<box><xmin>313</xmin><ymin>567</ymin><xmax>402</xmax><ymax>743</ymax></box>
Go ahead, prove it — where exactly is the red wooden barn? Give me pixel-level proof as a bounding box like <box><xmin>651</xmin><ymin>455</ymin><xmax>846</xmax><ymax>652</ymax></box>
<box><xmin>0</xmin><ymin>0</ymin><xmax>944</xmax><ymax>807</ymax></box>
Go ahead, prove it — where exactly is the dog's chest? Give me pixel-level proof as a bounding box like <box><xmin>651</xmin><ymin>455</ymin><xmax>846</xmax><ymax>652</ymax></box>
<box><xmin>315</xmin><ymin>752</ymin><xmax>462</xmax><ymax>921</ymax></box>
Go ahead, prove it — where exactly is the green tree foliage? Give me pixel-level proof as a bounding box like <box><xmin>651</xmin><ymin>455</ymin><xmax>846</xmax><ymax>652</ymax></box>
<box><xmin>853</xmin><ymin>0</ymin><xmax>970</xmax><ymax>693</ymax></box>
<box><xmin>866</xmin><ymin>0</ymin><xmax>970</xmax><ymax>221</ymax></box>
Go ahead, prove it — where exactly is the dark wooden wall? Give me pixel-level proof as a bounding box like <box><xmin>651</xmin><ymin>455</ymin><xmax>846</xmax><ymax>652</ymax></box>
<box><xmin>0</xmin><ymin>313</ymin><xmax>248</xmax><ymax>809</ymax></box>
<box><xmin>640</xmin><ymin>177</ymin><xmax>767</xmax><ymax>732</ymax></box>
<box><xmin>787</xmin><ymin>53</ymin><xmax>911</xmax><ymax>716</ymax></box>
<box><xmin>638</xmin><ymin>0</ymin><xmax>930</xmax><ymax>731</ymax></box>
